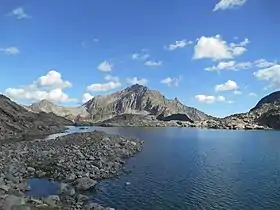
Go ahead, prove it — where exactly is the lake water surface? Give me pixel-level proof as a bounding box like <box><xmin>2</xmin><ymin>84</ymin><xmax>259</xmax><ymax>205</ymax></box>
<box><xmin>29</xmin><ymin>127</ymin><xmax>280</xmax><ymax>210</ymax></box>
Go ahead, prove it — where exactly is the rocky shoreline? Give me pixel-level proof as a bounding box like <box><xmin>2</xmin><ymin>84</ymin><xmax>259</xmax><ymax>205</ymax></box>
<box><xmin>93</xmin><ymin>113</ymin><xmax>270</xmax><ymax>130</ymax></box>
<box><xmin>0</xmin><ymin>130</ymin><xmax>143</xmax><ymax>209</ymax></box>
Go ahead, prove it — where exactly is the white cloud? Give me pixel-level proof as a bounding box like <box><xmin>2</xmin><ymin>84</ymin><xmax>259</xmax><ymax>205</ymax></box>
<box><xmin>216</xmin><ymin>95</ymin><xmax>226</xmax><ymax>102</ymax></box>
<box><xmin>254</xmin><ymin>64</ymin><xmax>280</xmax><ymax>88</ymax></box>
<box><xmin>36</xmin><ymin>70</ymin><xmax>72</xmax><ymax>89</ymax></box>
<box><xmin>233</xmin><ymin>90</ymin><xmax>242</xmax><ymax>95</ymax></box>
<box><xmin>132</xmin><ymin>52</ymin><xmax>150</xmax><ymax>61</ymax></box>
<box><xmin>97</xmin><ymin>60</ymin><xmax>113</xmax><ymax>72</ymax></box>
<box><xmin>104</xmin><ymin>75</ymin><xmax>119</xmax><ymax>82</ymax></box>
<box><xmin>165</xmin><ymin>40</ymin><xmax>193</xmax><ymax>51</ymax></box>
<box><xmin>213</xmin><ymin>0</ymin><xmax>247</xmax><ymax>11</ymax></box>
<box><xmin>227</xmin><ymin>100</ymin><xmax>235</xmax><ymax>104</ymax></box>
<box><xmin>205</xmin><ymin>60</ymin><xmax>252</xmax><ymax>71</ymax></box>
<box><xmin>160</xmin><ymin>76</ymin><xmax>182</xmax><ymax>87</ymax></box>
<box><xmin>93</xmin><ymin>38</ymin><xmax>99</xmax><ymax>42</ymax></box>
<box><xmin>9</xmin><ymin>7</ymin><xmax>30</xmax><ymax>19</ymax></box>
<box><xmin>144</xmin><ymin>60</ymin><xmax>162</xmax><ymax>67</ymax></box>
<box><xmin>82</xmin><ymin>93</ymin><xmax>94</xmax><ymax>103</ymax></box>
<box><xmin>126</xmin><ymin>77</ymin><xmax>148</xmax><ymax>85</ymax></box>
<box><xmin>193</xmin><ymin>35</ymin><xmax>249</xmax><ymax>61</ymax></box>
<box><xmin>4</xmin><ymin>70</ymin><xmax>75</xmax><ymax>103</ymax></box>
<box><xmin>215</xmin><ymin>80</ymin><xmax>238</xmax><ymax>92</ymax></box>
<box><xmin>195</xmin><ymin>95</ymin><xmax>226</xmax><ymax>104</ymax></box>
<box><xmin>0</xmin><ymin>47</ymin><xmax>20</xmax><ymax>55</ymax></box>
<box><xmin>87</xmin><ymin>75</ymin><xmax>121</xmax><ymax>92</ymax></box>
<box><xmin>249</xmin><ymin>92</ymin><xmax>257</xmax><ymax>97</ymax></box>
<box><xmin>254</xmin><ymin>59</ymin><xmax>276</xmax><ymax>68</ymax></box>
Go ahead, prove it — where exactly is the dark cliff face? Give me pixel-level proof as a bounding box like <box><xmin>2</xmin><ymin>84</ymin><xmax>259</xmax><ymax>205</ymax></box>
<box><xmin>84</xmin><ymin>84</ymin><xmax>211</xmax><ymax>122</ymax></box>
<box><xmin>222</xmin><ymin>91</ymin><xmax>280</xmax><ymax>129</ymax></box>
<box><xmin>250</xmin><ymin>91</ymin><xmax>280</xmax><ymax>111</ymax></box>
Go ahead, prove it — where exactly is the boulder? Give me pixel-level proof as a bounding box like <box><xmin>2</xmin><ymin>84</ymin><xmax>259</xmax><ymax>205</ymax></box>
<box><xmin>74</xmin><ymin>177</ymin><xmax>97</xmax><ymax>191</ymax></box>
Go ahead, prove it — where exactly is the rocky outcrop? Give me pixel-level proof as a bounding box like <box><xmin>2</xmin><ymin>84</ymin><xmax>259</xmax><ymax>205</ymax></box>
<box><xmin>0</xmin><ymin>95</ymin><xmax>71</xmax><ymax>140</ymax></box>
<box><xmin>218</xmin><ymin>91</ymin><xmax>280</xmax><ymax>130</ymax></box>
<box><xmin>85</xmin><ymin>84</ymin><xmax>211</xmax><ymax>122</ymax></box>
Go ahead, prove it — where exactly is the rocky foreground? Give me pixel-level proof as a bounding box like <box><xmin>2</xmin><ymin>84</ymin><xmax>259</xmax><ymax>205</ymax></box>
<box><xmin>0</xmin><ymin>131</ymin><xmax>143</xmax><ymax>209</ymax></box>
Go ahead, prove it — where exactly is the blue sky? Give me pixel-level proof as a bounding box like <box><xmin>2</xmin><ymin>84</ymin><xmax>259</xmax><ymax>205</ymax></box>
<box><xmin>0</xmin><ymin>0</ymin><xmax>279</xmax><ymax>117</ymax></box>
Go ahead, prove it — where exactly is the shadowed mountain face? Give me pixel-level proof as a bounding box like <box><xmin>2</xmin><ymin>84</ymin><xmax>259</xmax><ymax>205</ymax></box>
<box><xmin>84</xmin><ymin>84</ymin><xmax>211</xmax><ymax>122</ymax></box>
<box><xmin>0</xmin><ymin>95</ymin><xmax>71</xmax><ymax>140</ymax></box>
<box><xmin>222</xmin><ymin>91</ymin><xmax>280</xmax><ymax>129</ymax></box>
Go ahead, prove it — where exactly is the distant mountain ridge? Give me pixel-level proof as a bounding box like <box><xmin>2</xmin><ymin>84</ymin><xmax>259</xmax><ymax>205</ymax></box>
<box><xmin>84</xmin><ymin>84</ymin><xmax>211</xmax><ymax>122</ymax></box>
<box><xmin>25</xmin><ymin>99</ymin><xmax>89</xmax><ymax>120</ymax></box>
<box><xmin>26</xmin><ymin>84</ymin><xmax>212</xmax><ymax>122</ymax></box>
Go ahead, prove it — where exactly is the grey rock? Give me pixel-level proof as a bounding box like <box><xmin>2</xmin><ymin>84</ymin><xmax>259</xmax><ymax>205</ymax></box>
<box><xmin>0</xmin><ymin>184</ymin><xmax>10</xmax><ymax>192</ymax></box>
<box><xmin>27</xmin><ymin>167</ymin><xmax>36</xmax><ymax>173</ymax></box>
<box><xmin>58</xmin><ymin>183</ymin><xmax>75</xmax><ymax>196</ymax></box>
<box><xmin>74</xmin><ymin>177</ymin><xmax>97</xmax><ymax>191</ymax></box>
<box><xmin>3</xmin><ymin>195</ymin><xmax>25</xmax><ymax>210</ymax></box>
<box><xmin>44</xmin><ymin>195</ymin><xmax>60</xmax><ymax>206</ymax></box>
<box><xmin>11</xmin><ymin>205</ymin><xmax>31</xmax><ymax>210</ymax></box>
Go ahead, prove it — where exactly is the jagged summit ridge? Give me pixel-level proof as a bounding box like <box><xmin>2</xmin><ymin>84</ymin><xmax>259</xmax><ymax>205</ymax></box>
<box><xmin>84</xmin><ymin>84</ymin><xmax>211</xmax><ymax>122</ymax></box>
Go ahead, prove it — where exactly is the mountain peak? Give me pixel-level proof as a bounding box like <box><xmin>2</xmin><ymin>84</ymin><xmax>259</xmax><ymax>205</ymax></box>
<box><xmin>124</xmin><ymin>84</ymin><xmax>148</xmax><ymax>92</ymax></box>
<box><xmin>35</xmin><ymin>99</ymin><xmax>54</xmax><ymax>106</ymax></box>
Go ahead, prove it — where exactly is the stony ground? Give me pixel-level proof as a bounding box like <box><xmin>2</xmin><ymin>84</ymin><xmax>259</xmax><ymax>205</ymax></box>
<box><xmin>0</xmin><ymin>131</ymin><xmax>143</xmax><ymax>210</ymax></box>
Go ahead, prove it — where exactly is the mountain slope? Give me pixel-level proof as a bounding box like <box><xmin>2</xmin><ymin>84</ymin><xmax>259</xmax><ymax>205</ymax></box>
<box><xmin>84</xmin><ymin>84</ymin><xmax>211</xmax><ymax>122</ymax></box>
<box><xmin>26</xmin><ymin>99</ymin><xmax>89</xmax><ymax>120</ymax></box>
<box><xmin>0</xmin><ymin>95</ymin><xmax>71</xmax><ymax>140</ymax></box>
<box><xmin>220</xmin><ymin>91</ymin><xmax>280</xmax><ymax>129</ymax></box>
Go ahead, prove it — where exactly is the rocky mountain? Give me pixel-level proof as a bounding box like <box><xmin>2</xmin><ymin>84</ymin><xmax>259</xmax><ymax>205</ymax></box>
<box><xmin>84</xmin><ymin>84</ymin><xmax>212</xmax><ymax>122</ymax></box>
<box><xmin>25</xmin><ymin>99</ymin><xmax>89</xmax><ymax>120</ymax></box>
<box><xmin>217</xmin><ymin>91</ymin><xmax>280</xmax><ymax>130</ymax></box>
<box><xmin>0</xmin><ymin>95</ymin><xmax>71</xmax><ymax>141</ymax></box>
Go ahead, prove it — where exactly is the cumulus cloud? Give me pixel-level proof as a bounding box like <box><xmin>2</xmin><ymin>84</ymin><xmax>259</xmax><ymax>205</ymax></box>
<box><xmin>215</xmin><ymin>80</ymin><xmax>238</xmax><ymax>92</ymax></box>
<box><xmin>144</xmin><ymin>60</ymin><xmax>162</xmax><ymax>67</ymax></box>
<box><xmin>82</xmin><ymin>93</ymin><xmax>94</xmax><ymax>103</ymax></box>
<box><xmin>36</xmin><ymin>70</ymin><xmax>72</xmax><ymax>89</ymax></box>
<box><xmin>4</xmin><ymin>70</ymin><xmax>75</xmax><ymax>103</ymax></box>
<box><xmin>160</xmin><ymin>76</ymin><xmax>182</xmax><ymax>87</ymax></box>
<box><xmin>195</xmin><ymin>95</ymin><xmax>226</xmax><ymax>104</ymax></box>
<box><xmin>213</xmin><ymin>0</ymin><xmax>247</xmax><ymax>11</ymax></box>
<box><xmin>205</xmin><ymin>60</ymin><xmax>252</xmax><ymax>71</ymax></box>
<box><xmin>87</xmin><ymin>75</ymin><xmax>121</xmax><ymax>92</ymax></box>
<box><xmin>9</xmin><ymin>7</ymin><xmax>30</xmax><ymax>19</ymax></box>
<box><xmin>126</xmin><ymin>77</ymin><xmax>148</xmax><ymax>85</ymax></box>
<box><xmin>193</xmin><ymin>35</ymin><xmax>249</xmax><ymax>61</ymax></box>
<box><xmin>165</xmin><ymin>40</ymin><xmax>193</xmax><ymax>51</ymax></box>
<box><xmin>254</xmin><ymin>64</ymin><xmax>280</xmax><ymax>88</ymax></box>
<box><xmin>97</xmin><ymin>60</ymin><xmax>113</xmax><ymax>72</ymax></box>
<box><xmin>0</xmin><ymin>47</ymin><xmax>20</xmax><ymax>55</ymax></box>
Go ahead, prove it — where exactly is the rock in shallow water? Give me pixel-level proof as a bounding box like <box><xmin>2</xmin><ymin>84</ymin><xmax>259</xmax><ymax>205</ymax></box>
<box><xmin>74</xmin><ymin>177</ymin><xmax>97</xmax><ymax>191</ymax></box>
